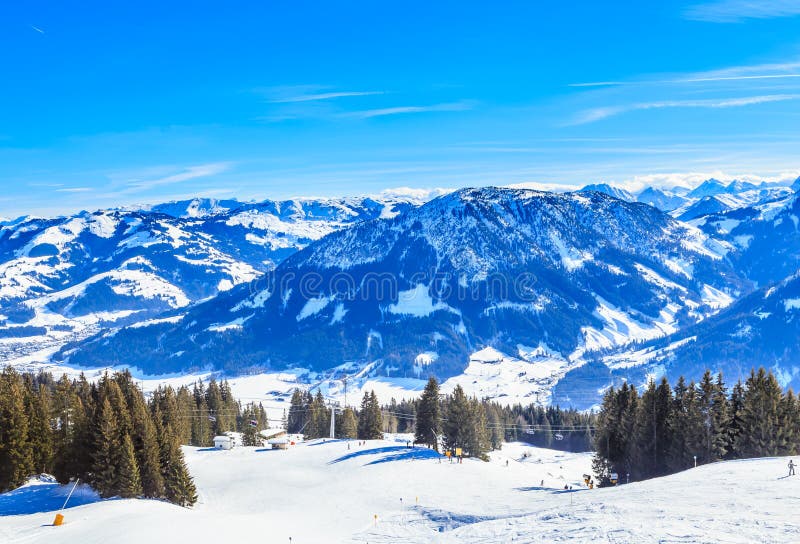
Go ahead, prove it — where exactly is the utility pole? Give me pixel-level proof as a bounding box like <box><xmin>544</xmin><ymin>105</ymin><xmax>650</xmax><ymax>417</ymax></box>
<box><xmin>330</xmin><ymin>402</ymin><xmax>336</xmax><ymax>439</ymax></box>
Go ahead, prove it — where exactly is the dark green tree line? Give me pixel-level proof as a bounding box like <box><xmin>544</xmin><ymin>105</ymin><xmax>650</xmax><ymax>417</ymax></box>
<box><xmin>593</xmin><ymin>367</ymin><xmax>800</xmax><ymax>485</ymax></box>
<box><xmin>0</xmin><ymin>369</ymin><xmax>197</xmax><ymax>505</ymax></box>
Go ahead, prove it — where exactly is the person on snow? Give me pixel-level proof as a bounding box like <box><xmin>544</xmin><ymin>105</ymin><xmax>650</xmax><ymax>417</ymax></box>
<box><xmin>789</xmin><ymin>460</ymin><xmax>796</xmax><ymax>476</ymax></box>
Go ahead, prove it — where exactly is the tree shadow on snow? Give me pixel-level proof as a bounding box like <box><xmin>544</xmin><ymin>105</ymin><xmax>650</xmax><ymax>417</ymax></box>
<box><xmin>366</xmin><ymin>448</ymin><xmax>443</xmax><ymax>465</ymax></box>
<box><xmin>0</xmin><ymin>482</ymin><xmax>101</xmax><ymax>516</ymax></box>
<box><xmin>329</xmin><ymin>446</ymin><xmax>442</xmax><ymax>465</ymax></box>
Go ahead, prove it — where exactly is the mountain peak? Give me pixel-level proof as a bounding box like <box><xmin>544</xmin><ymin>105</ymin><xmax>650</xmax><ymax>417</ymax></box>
<box><xmin>687</xmin><ymin>178</ymin><xmax>727</xmax><ymax>199</ymax></box>
<box><xmin>578</xmin><ymin>183</ymin><xmax>635</xmax><ymax>202</ymax></box>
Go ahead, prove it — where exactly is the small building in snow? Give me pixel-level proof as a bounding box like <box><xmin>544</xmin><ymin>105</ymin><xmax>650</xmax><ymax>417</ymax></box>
<box><xmin>268</xmin><ymin>437</ymin><xmax>290</xmax><ymax>450</ymax></box>
<box><xmin>259</xmin><ymin>428</ymin><xmax>287</xmax><ymax>441</ymax></box>
<box><xmin>213</xmin><ymin>434</ymin><xmax>240</xmax><ymax>450</ymax></box>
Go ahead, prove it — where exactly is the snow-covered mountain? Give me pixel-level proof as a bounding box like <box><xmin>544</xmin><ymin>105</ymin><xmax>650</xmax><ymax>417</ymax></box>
<box><xmin>0</xmin><ymin>195</ymin><xmax>427</xmax><ymax>364</ymax></box>
<box><xmin>674</xmin><ymin>186</ymin><xmax>794</xmax><ymax>221</ymax></box>
<box><xmin>687</xmin><ymin>178</ymin><xmax>729</xmax><ymax>199</ymax></box>
<box><xmin>689</xmin><ymin>191</ymin><xmax>800</xmax><ymax>286</ymax></box>
<box><xmin>58</xmin><ymin>187</ymin><xmax>745</xmax><ymax>380</ymax></box>
<box><xmin>630</xmin><ymin>179</ymin><xmax>793</xmax><ymax>218</ymax></box>
<box><xmin>578</xmin><ymin>183</ymin><xmax>635</xmax><ymax>202</ymax></box>
<box><xmin>598</xmin><ymin>270</ymin><xmax>800</xmax><ymax>393</ymax></box>
<box><xmin>5</xmin><ymin>179</ymin><xmax>800</xmax><ymax>409</ymax></box>
<box><xmin>636</xmin><ymin>187</ymin><xmax>690</xmax><ymax>212</ymax></box>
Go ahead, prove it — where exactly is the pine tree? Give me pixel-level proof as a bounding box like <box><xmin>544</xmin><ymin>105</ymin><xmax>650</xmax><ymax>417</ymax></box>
<box><xmin>779</xmin><ymin>390</ymin><xmax>800</xmax><ymax>455</ymax></box>
<box><xmin>287</xmin><ymin>389</ymin><xmax>306</xmax><ymax>434</ymax></box>
<box><xmin>24</xmin><ymin>376</ymin><xmax>54</xmax><ymax>475</ymax></box>
<box><xmin>709</xmin><ymin>373</ymin><xmax>732</xmax><ymax>461</ymax></box>
<box><xmin>442</xmin><ymin>385</ymin><xmax>471</xmax><ymax>453</ymax></box>
<box><xmin>736</xmin><ymin>368</ymin><xmax>785</xmax><ymax>457</ymax></box>
<box><xmin>52</xmin><ymin>374</ymin><xmax>77</xmax><ymax>482</ymax></box>
<box><xmin>415</xmin><ymin>377</ymin><xmax>441</xmax><ymax>450</ymax></box>
<box><xmin>219</xmin><ymin>380</ymin><xmax>238</xmax><ymax>433</ymax></box>
<box><xmin>191</xmin><ymin>383</ymin><xmax>213</xmax><ymax>446</ymax></box>
<box><xmin>466</xmin><ymin>397</ymin><xmax>491</xmax><ymax>459</ymax></box>
<box><xmin>728</xmin><ymin>380</ymin><xmax>746</xmax><ymax>458</ymax></box>
<box><xmin>357</xmin><ymin>391</ymin><xmax>383</xmax><ymax>440</ymax></box>
<box><xmin>697</xmin><ymin>370</ymin><xmax>717</xmax><ymax>464</ymax></box>
<box><xmin>631</xmin><ymin>378</ymin><xmax>672</xmax><ymax>479</ymax></box>
<box><xmin>159</xmin><ymin>424</ymin><xmax>197</xmax><ymax>507</ymax></box>
<box><xmin>0</xmin><ymin>367</ymin><xmax>35</xmax><ymax>491</ymax></box>
<box><xmin>240</xmin><ymin>404</ymin><xmax>264</xmax><ymax>446</ymax></box>
<box><xmin>307</xmin><ymin>391</ymin><xmax>330</xmax><ymax>439</ymax></box>
<box><xmin>485</xmin><ymin>404</ymin><xmax>503</xmax><ymax>451</ymax></box>
<box><xmin>129</xmin><ymin>389</ymin><xmax>165</xmax><ymax>498</ymax></box>
<box><xmin>69</xmin><ymin>393</ymin><xmax>93</xmax><ymax>483</ymax></box>
<box><xmin>592</xmin><ymin>382</ymin><xmax>638</xmax><ymax>482</ymax></box>
<box><xmin>338</xmin><ymin>407</ymin><xmax>358</xmax><ymax>439</ymax></box>
<box><xmin>241</xmin><ymin>425</ymin><xmax>262</xmax><ymax>446</ymax></box>
<box><xmin>668</xmin><ymin>380</ymin><xmax>705</xmax><ymax>472</ymax></box>
<box><xmin>116</xmin><ymin>433</ymin><xmax>142</xmax><ymax>498</ymax></box>
<box><xmin>174</xmin><ymin>386</ymin><xmax>194</xmax><ymax>445</ymax></box>
<box><xmin>90</xmin><ymin>397</ymin><xmax>120</xmax><ymax>497</ymax></box>
<box><xmin>205</xmin><ymin>378</ymin><xmax>225</xmax><ymax>434</ymax></box>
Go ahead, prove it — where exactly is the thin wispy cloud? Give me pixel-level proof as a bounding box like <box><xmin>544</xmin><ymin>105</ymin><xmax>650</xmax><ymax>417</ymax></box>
<box><xmin>261</xmin><ymin>85</ymin><xmax>384</xmax><ymax>103</ymax></box>
<box><xmin>344</xmin><ymin>100</ymin><xmax>475</xmax><ymax>119</ymax></box>
<box><xmin>685</xmin><ymin>0</ymin><xmax>800</xmax><ymax>23</ymax></box>
<box><xmin>570</xmin><ymin>94</ymin><xmax>800</xmax><ymax>125</ymax></box>
<box><xmin>271</xmin><ymin>91</ymin><xmax>384</xmax><ymax>103</ymax></box>
<box><xmin>55</xmin><ymin>187</ymin><xmax>92</xmax><ymax>193</ymax></box>
<box><xmin>123</xmin><ymin>162</ymin><xmax>233</xmax><ymax>193</ymax></box>
<box><xmin>570</xmin><ymin>61</ymin><xmax>800</xmax><ymax>87</ymax></box>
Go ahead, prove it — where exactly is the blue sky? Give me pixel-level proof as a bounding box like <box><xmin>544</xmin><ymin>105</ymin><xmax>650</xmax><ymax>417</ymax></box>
<box><xmin>2</xmin><ymin>0</ymin><xmax>800</xmax><ymax>217</ymax></box>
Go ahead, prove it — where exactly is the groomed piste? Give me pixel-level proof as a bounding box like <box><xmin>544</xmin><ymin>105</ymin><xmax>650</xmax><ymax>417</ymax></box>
<box><xmin>1</xmin><ymin>435</ymin><xmax>799</xmax><ymax>543</ymax></box>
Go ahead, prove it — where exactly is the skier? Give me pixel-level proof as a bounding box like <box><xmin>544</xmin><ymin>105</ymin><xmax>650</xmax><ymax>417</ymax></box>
<box><xmin>789</xmin><ymin>460</ymin><xmax>796</xmax><ymax>476</ymax></box>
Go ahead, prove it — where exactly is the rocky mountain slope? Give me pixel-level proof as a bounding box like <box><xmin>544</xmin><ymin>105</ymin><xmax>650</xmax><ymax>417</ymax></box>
<box><xmin>4</xmin><ymin>179</ymin><xmax>800</xmax><ymax>408</ymax></box>
<box><xmin>58</xmin><ymin>188</ymin><xmax>745</xmax><ymax>379</ymax></box>
<box><xmin>0</xmin><ymin>195</ymin><xmax>425</xmax><ymax>364</ymax></box>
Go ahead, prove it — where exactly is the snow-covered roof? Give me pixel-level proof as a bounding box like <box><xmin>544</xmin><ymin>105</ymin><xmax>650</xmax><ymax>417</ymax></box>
<box><xmin>260</xmin><ymin>428</ymin><xmax>287</xmax><ymax>438</ymax></box>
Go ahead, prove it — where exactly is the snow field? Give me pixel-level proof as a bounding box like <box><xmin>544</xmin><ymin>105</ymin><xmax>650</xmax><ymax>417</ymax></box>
<box><xmin>3</xmin><ymin>438</ymin><xmax>799</xmax><ymax>543</ymax></box>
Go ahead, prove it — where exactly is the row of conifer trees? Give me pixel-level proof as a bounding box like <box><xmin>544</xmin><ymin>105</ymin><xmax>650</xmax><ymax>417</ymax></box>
<box><xmin>150</xmin><ymin>378</ymin><xmax>269</xmax><ymax>448</ymax></box>
<box><xmin>592</xmin><ymin>367</ymin><xmax>800</xmax><ymax>485</ymax></box>
<box><xmin>286</xmin><ymin>381</ymin><xmax>494</xmax><ymax>457</ymax></box>
<box><xmin>286</xmin><ymin>378</ymin><xmax>595</xmax><ymax>459</ymax></box>
<box><xmin>0</xmin><ymin>368</ymin><xmax>197</xmax><ymax>505</ymax></box>
<box><xmin>285</xmin><ymin>389</ymin><xmax>382</xmax><ymax>440</ymax></box>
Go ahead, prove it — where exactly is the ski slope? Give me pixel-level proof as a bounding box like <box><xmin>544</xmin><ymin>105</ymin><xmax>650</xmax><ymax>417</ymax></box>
<box><xmin>1</xmin><ymin>438</ymin><xmax>798</xmax><ymax>543</ymax></box>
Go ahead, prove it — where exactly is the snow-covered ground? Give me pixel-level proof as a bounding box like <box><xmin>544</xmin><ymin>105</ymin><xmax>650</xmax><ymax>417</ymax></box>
<box><xmin>2</xmin><ymin>438</ymin><xmax>799</xmax><ymax>543</ymax></box>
